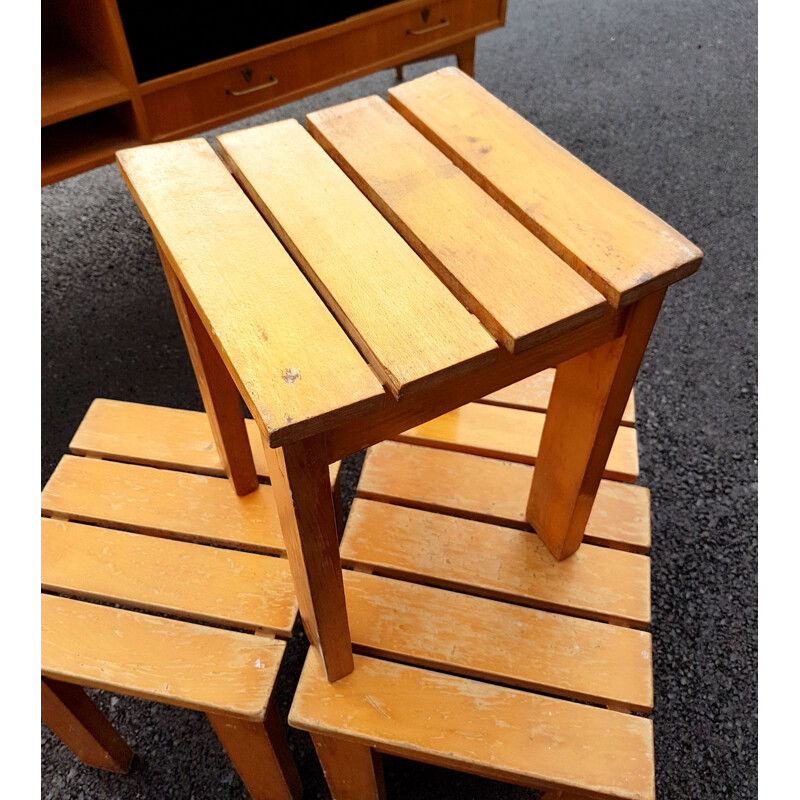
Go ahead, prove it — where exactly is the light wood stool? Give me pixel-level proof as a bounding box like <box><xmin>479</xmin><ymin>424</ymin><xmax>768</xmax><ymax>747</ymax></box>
<box><xmin>291</xmin><ymin>378</ymin><xmax>652</xmax><ymax>798</ymax></box>
<box><xmin>113</xmin><ymin>67</ymin><xmax>700</xmax><ymax>798</ymax></box>
<box><xmin>40</xmin><ymin>400</ymin><xmax>341</xmax><ymax>798</ymax></box>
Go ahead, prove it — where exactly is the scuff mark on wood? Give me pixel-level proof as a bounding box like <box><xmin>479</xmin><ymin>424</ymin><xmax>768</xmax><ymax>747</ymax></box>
<box><xmin>365</xmin><ymin>694</ymin><xmax>389</xmax><ymax>718</ymax></box>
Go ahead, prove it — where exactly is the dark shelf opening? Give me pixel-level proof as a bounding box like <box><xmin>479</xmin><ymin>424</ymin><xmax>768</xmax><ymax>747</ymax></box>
<box><xmin>118</xmin><ymin>1</ymin><xmax>396</xmax><ymax>82</ymax></box>
<box><xmin>42</xmin><ymin>102</ymin><xmax>139</xmax><ymax>183</ymax></box>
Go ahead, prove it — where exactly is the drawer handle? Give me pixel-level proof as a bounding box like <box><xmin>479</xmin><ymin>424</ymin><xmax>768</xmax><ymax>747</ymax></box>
<box><xmin>226</xmin><ymin>76</ymin><xmax>279</xmax><ymax>97</ymax></box>
<box><xmin>407</xmin><ymin>18</ymin><xmax>450</xmax><ymax>35</ymax></box>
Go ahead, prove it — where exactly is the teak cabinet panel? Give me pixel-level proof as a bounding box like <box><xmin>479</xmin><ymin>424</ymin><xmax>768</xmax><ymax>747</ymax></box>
<box><xmin>42</xmin><ymin>0</ymin><xmax>507</xmax><ymax>185</ymax></box>
<box><xmin>142</xmin><ymin>0</ymin><xmax>503</xmax><ymax>140</ymax></box>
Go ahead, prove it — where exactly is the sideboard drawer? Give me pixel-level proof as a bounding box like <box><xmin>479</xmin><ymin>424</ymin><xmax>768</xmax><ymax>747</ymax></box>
<box><xmin>142</xmin><ymin>0</ymin><xmax>502</xmax><ymax>140</ymax></box>
<box><xmin>370</xmin><ymin>0</ymin><xmax>500</xmax><ymax>60</ymax></box>
<box><xmin>143</xmin><ymin>48</ymin><xmax>315</xmax><ymax>139</ymax></box>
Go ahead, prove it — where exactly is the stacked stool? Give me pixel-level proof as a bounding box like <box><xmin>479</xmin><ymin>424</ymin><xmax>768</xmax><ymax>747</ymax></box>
<box><xmin>40</xmin><ymin>400</ymin><xmax>315</xmax><ymax>798</ymax></box>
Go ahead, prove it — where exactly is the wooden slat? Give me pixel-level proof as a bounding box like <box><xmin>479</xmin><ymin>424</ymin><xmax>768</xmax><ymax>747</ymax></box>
<box><xmin>394</xmin><ymin>402</ymin><xmax>639</xmax><ymax>482</ymax></box>
<box><xmin>42</xmin><ymin>594</ymin><xmax>285</xmax><ymax>721</ymax></box>
<box><xmin>69</xmin><ymin>398</ymin><xmax>340</xmax><ymax>486</ymax></box>
<box><xmin>116</xmin><ymin>139</ymin><xmax>385</xmax><ymax>448</ymax></box>
<box><xmin>306</xmin><ymin>96</ymin><xmax>606</xmax><ymax>353</ymax></box>
<box><xmin>41</xmin><ymin>455</ymin><xmax>285</xmax><ymax>554</ymax></box>
<box><xmin>290</xmin><ymin>652</ymin><xmax>656</xmax><ymax>800</ymax></box>
<box><xmin>70</xmin><ymin>398</ymin><xmax>268</xmax><ymax>476</ymax></box>
<box><xmin>479</xmin><ymin>369</ymin><xmax>636</xmax><ymax>426</ymax></box>
<box><xmin>217</xmin><ymin>119</ymin><xmax>498</xmax><ymax>399</ymax></box>
<box><xmin>389</xmin><ymin>67</ymin><xmax>702</xmax><ymax>307</ymax></box>
<box><xmin>342</xmin><ymin>499</ymin><xmax>650</xmax><ymax>627</ymax></box>
<box><xmin>343</xmin><ymin>570</ymin><xmax>652</xmax><ymax>710</ymax></box>
<box><xmin>41</xmin><ymin>518</ymin><xmax>297</xmax><ymax>635</ymax></box>
<box><xmin>356</xmin><ymin>441</ymin><xmax>650</xmax><ymax>552</ymax></box>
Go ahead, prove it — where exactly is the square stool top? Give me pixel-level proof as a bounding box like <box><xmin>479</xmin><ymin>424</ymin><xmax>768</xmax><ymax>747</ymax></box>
<box><xmin>117</xmin><ymin>67</ymin><xmax>701</xmax><ymax>452</ymax></box>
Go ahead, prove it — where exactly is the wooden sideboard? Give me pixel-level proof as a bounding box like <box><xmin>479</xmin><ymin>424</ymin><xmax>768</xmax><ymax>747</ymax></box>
<box><xmin>41</xmin><ymin>0</ymin><xmax>507</xmax><ymax>186</ymax></box>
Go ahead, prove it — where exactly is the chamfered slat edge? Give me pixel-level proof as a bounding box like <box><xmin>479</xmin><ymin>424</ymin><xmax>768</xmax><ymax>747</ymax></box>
<box><xmin>388</xmin><ymin>67</ymin><xmax>702</xmax><ymax>308</ymax></box>
<box><xmin>217</xmin><ymin>119</ymin><xmax>499</xmax><ymax>400</ymax></box>
<box><xmin>305</xmin><ymin>95</ymin><xmax>607</xmax><ymax>353</ymax></box>
<box><xmin>116</xmin><ymin>139</ymin><xmax>386</xmax><ymax>448</ymax></box>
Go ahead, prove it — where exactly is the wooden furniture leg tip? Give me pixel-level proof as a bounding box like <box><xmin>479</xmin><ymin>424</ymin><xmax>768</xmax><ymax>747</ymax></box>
<box><xmin>455</xmin><ymin>37</ymin><xmax>476</xmax><ymax>76</ymax></box>
<box><xmin>311</xmin><ymin>733</ymin><xmax>386</xmax><ymax>800</ymax></box>
<box><xmin>208</xmin><ymin>706</ymin><xmax>302</xmax><ymax>800</ymax></box>
<box><xmin>42</xmin><ymin>678</ymin><xmax>133</xmax><ymax>774</ymax></box>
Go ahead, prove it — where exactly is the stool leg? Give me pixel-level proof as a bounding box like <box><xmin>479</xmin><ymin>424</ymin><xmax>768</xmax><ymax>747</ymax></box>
<box><xmin>311</xmin><ymin>734</ymin><xmax>386</xmax><ymax>800</ymax></box>
<box><xmin>332</xmin><ymin>469</ymin><xmax>344</xmax><ymax>542</ymax></box>
<box><xmin>158</xmin><ymin>245</ymin><xmax>259</xmax><ymax>496</ymax></box>
<box><xmin>208</xmin><ymin>705</ymin><xmax>301</xmax><ymax>800</ymax></box>
<box><xmin>41</xmin><ymin>678</ymin><xmax>132</xmax><ymax>773</ymax></box>
<box><xmin>527</xmin><ymin>290</ymin><xmax>665</xmax><ymax>560</ymax></box>
<box><xmin>265</xmin><ymin>439</ymin><xmax>354</xmax><ymax>681</ymax></box>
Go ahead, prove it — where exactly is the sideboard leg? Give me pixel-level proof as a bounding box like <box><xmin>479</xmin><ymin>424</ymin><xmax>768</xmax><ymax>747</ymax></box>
<box><xmin>455</xmin><ymin>37</ymin><xmax>476</xmax><ymax>76</ymax></box>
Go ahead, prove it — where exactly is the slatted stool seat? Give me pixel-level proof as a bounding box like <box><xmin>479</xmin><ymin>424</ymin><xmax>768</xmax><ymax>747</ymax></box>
<box><xmin>288</xmin><ymin>386</ymin><xmax>655</xmax><ymax>799</ymax></box>
<box><xmin>40</xmin><ymin>399</ymin><xmax>326</xmax><ymax>800</ymax></box>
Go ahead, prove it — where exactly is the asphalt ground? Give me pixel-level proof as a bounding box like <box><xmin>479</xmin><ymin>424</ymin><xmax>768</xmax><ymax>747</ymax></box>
<box><xmin>41</xmin><ymin>1</ymin><xmax>757</xmax><ymax>797</ymax></box>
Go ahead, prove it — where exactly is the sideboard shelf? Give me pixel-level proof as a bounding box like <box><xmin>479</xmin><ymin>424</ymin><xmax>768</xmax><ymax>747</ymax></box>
<box><xmin>41</xmin><ymin>29</ymin><xmax>130</xmax><ymax>127</ymax></box>
<box><xmin>42</xmin><ymin>104</ymin><xmax>140</xmax><ymax>185</ymax></box>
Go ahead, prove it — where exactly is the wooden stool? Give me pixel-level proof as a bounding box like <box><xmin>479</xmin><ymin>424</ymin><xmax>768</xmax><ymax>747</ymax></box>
<box><xmin>113</xmin><ymin>67</ymin><xmax>700</xmax><ymax>797</ymax></box>
<box><xmin>40</xmin><ymin>399</ymin><xmax>342</xmax><ymax>798</ymax></box>
<box><xmin>290</xmin><ymin>380</ymin><xmax>652</xmax><ymax>798</ymax></box>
